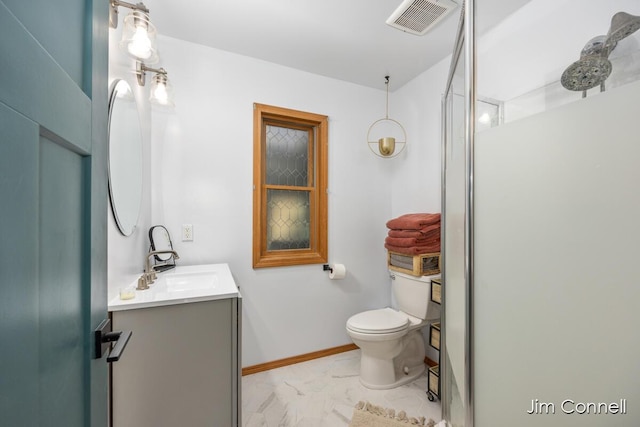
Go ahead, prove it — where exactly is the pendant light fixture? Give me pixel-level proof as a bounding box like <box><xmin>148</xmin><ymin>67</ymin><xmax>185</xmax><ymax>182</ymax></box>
<box><xmin>367</xmin><ymin>76</ymin><xmax>406</xmax><ymax>158</ymax></box>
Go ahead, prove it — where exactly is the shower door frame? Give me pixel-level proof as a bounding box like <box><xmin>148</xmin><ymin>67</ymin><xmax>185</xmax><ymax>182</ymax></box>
<box><xmin>441</xmin><ymin>1</ymin><xmax>476</xmax><ymax>426</ymax></box>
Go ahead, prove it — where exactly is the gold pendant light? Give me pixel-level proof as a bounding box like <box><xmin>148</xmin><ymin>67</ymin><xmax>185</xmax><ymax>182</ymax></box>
<box><xmin>367</xmin><ymin>76</ymin><xmax>406</xmax><ymax>158</ymax></box>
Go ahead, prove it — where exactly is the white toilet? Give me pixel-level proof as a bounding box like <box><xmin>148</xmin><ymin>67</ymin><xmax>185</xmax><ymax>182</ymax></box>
<box><xmin>346</xmin><ymin>271</ymin><xmax>440</xmax><ymax>389</ymax></box>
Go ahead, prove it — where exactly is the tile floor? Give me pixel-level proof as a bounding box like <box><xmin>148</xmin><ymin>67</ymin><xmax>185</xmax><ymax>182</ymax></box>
<box><xmin>242</xmin><ymin>349</ymin><xmax>441</xmax><ymax>426</ymax></box>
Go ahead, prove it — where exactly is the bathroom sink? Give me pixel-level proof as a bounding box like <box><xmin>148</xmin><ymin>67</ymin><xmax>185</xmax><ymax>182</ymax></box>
<box><xmin>109</xmin><ymin>263</ymin><xmax>239</xmax><ymax>311</ymax></box>
<box><xmin>164</xmin><ymin>271</ymin><xmax>219</xmax><ymax>292</ymax></box>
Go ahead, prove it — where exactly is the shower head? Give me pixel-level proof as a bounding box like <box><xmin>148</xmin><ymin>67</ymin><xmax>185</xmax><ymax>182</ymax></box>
<box><xmin>561</xmin><ymin>36</ymin><xmax>612</xmax><ymax>92</ymax></box>
<box><xmin>561</xmin><ymin>11</ymin><xmax>639</xmax><ymax>93</ymax></box>
<box><xmin>580</xmin><ymin>35</ymin><xmax>608</xmax><ymax>57</ymax></box>
<box><xmin>605</xmin><ymin>12</ymin><xmax>640</xmax><ymax>47</ymax></box>
<box><xmin>560</xmin><ymin>56</ymin><xmax>612</xmax><ymax>91</ymax></box>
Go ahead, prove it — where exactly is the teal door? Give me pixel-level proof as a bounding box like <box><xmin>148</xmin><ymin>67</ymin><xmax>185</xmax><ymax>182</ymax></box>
<box><xmin>0</xmin><ymin>1</ymin><xmax>109</xmax><ymax>426</ymax></box>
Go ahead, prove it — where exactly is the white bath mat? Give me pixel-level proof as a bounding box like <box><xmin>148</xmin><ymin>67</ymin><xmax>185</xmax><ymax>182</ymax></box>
<box><xmin>349</xmin><ymin>401</ymin><xmax>438</xmax><ymax>427</ymax></box>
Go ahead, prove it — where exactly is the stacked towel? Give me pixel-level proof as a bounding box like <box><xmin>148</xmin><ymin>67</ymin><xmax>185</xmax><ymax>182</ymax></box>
<box><xmin>384</xmin><ymin>213</ymin><xmax>441</xmax><ymax>256</ymax></box>
<box><xmin>386</xmin><ymin>213</ymin><xmax>440</xmax><ymax>230</ymax></box>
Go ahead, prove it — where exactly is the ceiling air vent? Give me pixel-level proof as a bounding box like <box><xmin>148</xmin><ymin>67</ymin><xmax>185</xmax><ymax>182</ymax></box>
<box><xmin>386</xmin><ymin>0</ymin><xmax>458</xmax><ymax>36</ymax></box>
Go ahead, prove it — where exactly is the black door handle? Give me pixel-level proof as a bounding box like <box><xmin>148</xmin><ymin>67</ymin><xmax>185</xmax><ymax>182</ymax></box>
<box><xmin>94</xmin><ymin>319</ymin><xmax>132</xmax><ymax>362</ymax></box>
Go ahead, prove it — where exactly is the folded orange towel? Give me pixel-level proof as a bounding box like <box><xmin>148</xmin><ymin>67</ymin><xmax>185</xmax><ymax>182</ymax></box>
<box><xmin>386</xmin><ymin>213</ymin><xmax>440</xmax><ymax>230</ymax></box>
<box><xmin>385</xmin><ymin>236</ymin><xmax>440</xmax><ymax>247</ymax></box>
<box><xmin>387</xmin><ymin>222</ymin><xmax>440</xmax><ymax>239</ymax></box>
<box><xmin>384</xmin><ymin>242</ymin><xmax>441</xmax><ymax>255</ymax></box>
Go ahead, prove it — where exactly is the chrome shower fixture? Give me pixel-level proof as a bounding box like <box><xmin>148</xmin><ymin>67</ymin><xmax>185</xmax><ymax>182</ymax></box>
<box><xmin>605</xmin><ymin>11</ymin><xmax>640</xmax><ymax>48</ymax></box>
<box><xmin>581</xmin><ymin>35</ymin><xmax>608</xmax><ymax>57</ymax></box>
<box><xmin>561</xmin><ymin>36</ymin><xmax>612</xmax><ymax>93</ymax></box>
<box><xmin>560</xmin><ymin>57</ymin><xmax>612</xmax><ymax>92</ymax></box>
<box><xmin>561</xmin><ymin>11</ymin><xmax>640</xmax><ymax>96</ymax></box>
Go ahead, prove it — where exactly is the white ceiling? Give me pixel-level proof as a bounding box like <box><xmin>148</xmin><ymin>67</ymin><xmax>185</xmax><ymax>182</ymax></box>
<box><xmin>144</xmin><ymin>0</ymin><xmax>531</xmax><ymax>91</ymax></box>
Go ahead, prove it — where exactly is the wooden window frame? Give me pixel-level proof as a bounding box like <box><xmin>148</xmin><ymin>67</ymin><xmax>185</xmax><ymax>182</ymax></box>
<box><xmin>252</xmin><ymin>103</ymin><xmax>328</xmax><ymax>268</ymax></box>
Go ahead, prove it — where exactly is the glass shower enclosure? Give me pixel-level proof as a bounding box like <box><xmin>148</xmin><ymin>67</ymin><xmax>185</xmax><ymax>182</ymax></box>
<box><xmin>442</xmin><ymin>1</ymin><xmax>640</xmax><ymax>426</ymax></box>
<box><xmin>441</xmin><ymin>6</ymin><xmax>469</xmax><ymax>426</ymax></box>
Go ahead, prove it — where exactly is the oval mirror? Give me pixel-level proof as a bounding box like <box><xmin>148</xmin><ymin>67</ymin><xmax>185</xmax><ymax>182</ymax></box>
<box><xmin>108</xmin><ymin>79</ymin><xmax>143</xmax><ymax>236</ymax></box>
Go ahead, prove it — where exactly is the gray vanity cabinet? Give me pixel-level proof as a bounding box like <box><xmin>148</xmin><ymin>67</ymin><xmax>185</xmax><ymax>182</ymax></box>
<box><xmin>110</xmin><ymin>297</ymin><xmax>241</xmax><ymax>427</ymax></box>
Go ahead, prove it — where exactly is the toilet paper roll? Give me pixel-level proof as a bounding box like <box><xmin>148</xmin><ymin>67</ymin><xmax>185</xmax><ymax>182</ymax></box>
<box><xmin>329</xmin><ymin>264</ymin><xmax>346</xmax><ymax>280</ymax></box>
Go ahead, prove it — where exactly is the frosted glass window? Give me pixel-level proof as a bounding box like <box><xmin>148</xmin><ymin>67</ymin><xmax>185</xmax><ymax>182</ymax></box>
<box><xmin>266</xmin><ymin>125</ymin><xmax>311</xmax><ymax>187</ymax></box>
<box><xmin>266</xmin><ymin>190</ymin><xmax>310</xmax><ymax>250</ymax></box>
<box><xmin>252</xmin><ymin>103</ymin><xmax>328</xmax><ymax>268</ymax></box>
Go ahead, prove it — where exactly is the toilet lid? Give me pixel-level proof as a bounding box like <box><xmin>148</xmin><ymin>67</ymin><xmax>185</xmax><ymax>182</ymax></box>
<box><xmin>347</xmin><ymin>308</ymin><xmax>409</xmax><ymax>334</ymax></box>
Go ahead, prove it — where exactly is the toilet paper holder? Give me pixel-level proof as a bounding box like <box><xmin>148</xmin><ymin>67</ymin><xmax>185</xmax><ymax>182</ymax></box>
<box><xmin>323</xmin><ymin>263</ymin><xmax>347</xmax><ymax>279</ymax></box>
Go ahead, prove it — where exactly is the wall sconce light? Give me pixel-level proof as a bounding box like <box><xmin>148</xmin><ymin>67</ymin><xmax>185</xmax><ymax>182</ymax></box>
<box><xmin>367</xmin><ymin>76</ymin><xmax>406</xmax><ymax>158</ymax></box>
<box><xmin>110</xmin><ymin>0</ymin><xmax>158</xmax><ymax>64</ymax></box>
<box><xmin>136</xmin><ymin>61</ymin><xmax>174</xmax><ymax>106</ymax></box>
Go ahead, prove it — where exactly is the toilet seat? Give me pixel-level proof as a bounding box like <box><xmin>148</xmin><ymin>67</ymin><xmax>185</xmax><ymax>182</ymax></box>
<box><xmin>346</xmin><ymin>308</ymin><xmax>409</xmax><ymax>334</ymax></box>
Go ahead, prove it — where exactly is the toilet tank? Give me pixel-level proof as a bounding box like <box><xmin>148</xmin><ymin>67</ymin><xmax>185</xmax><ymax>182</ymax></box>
<box><xmin>391</xmin><ymin>271</ymin><xmax>440</xmax><ymax>320</ymax></box>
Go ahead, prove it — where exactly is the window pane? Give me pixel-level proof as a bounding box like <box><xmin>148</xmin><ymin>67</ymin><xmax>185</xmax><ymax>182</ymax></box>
<box><xmin>265</xmin><ymin>125</ymin><xmax>311</xmax><ymax>187</ymax></box>
<box><xmin>266</xmin><ymin>189</ymin><xmax>310</xmax><ymax>250</ymax></box>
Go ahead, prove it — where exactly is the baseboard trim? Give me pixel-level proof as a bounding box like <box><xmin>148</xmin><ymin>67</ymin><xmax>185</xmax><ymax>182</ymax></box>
<box><xmin>242</xmin><ymin>343</ymin><xmax>359</xmax><ymax>376</ymax></box>
<box><xmin>242</xmin><ymin>344</ymin><xmax>437</xmax><ymax>376</ymax></box>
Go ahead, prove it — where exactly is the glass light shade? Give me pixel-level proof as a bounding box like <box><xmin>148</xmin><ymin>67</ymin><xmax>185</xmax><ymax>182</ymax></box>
<box><xmin>149</xmin><ymin>73</ymin><xmax>174</xmax><ymax>106</ymax></box>
<box><xmin>120</xmin><ymin>11</ymin><xmax>158</xmax><ymax>63</ymax></box>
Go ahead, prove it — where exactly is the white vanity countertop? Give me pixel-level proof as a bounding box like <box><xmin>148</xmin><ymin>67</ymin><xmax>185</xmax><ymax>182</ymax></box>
<box><xmin>108</xmin><ymin>263</ymin><xmax>239</xmax><ymax>312</ymax></box>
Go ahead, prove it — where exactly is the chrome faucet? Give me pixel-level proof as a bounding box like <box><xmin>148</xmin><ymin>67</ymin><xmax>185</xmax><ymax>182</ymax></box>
<box><xmin>137</xmin><ymin>250</ymin><xmax>180</xmax><ymax>290</ymax></box>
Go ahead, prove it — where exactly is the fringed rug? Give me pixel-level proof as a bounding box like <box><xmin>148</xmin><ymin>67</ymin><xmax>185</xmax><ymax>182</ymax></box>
<box><xmin>349</xmin><ymin>401</ymin><xmax>437</xmax><ymax>427</ymax></box>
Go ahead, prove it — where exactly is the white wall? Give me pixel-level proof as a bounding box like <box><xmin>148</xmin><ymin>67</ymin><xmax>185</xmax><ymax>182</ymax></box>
<box><xmin>148</xmin><ymin>35</ymin><xmax>427</xmax><ymax>367</ymax></box>
<box><xmin>393</xmin><ymin>57</ymin><xmax>449</xmax><ymax>216</ymax></box>
<box><xmin>107</xmin><ymin>28</ymin><xmax>447</xmax><ymax>367</ymax></box>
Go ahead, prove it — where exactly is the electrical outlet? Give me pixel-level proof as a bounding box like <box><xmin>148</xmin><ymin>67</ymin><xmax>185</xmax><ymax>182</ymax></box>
<box><xmin>182</xmin><ymin>224</ymin><xmax>193</xmax><ymax>241</ymax></box>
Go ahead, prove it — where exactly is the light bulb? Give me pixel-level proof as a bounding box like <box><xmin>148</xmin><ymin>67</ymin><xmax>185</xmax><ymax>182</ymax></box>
<box><xmin>120</xmin><ymin>11</ymin><xmax>157</xmax><ymax>63</ymax></box>
<box><xmin>152</xmin><ymin>82</ymin><xmax>168</xmax><ymax>104</ymax></box>
<box><xmin>149</xmin><ymin>72</ymin><xmax>173</xmax><ymax>106</ymax></box>
<box><xmin>127</xmin><ymin>26</ymin><xmax>152</xmax><ymax>59</ymax></box>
